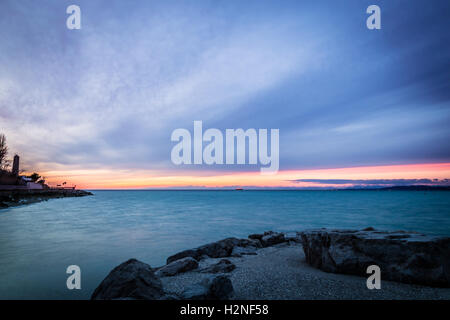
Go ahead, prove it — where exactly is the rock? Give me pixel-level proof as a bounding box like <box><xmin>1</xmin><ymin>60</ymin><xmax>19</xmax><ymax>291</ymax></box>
<box><xmin>91</xmin><ymin>259</ymin><xmax>164</xmax><ymax>300</ymax></box>
<box><xmin>248</xmin><ymin>233</ymin><xmax>264</xmax><ymax>240</ymax></box>
<box><xmin>181</xmin><ymin>275</ymin><xmax>234</xmax><ymax>300</ymax></box>
<box><xmin>207</xmin><ymin>275</ymin><xmax>234</xmax><ymax>299</ymax></box>
<box><xmin>166</xmin><ymin>249</ymin><xmax>199</xmax><ymax>264</ymax></box>
<box><xmin>155</xmin><ymin>257</ymin><xmax>198</xmax><ymax>277</ymax></box>
<box><xmin>247</xmin><ymin>238</ymin><xmax>262</xmax><ymax>248</ymax></box>
<box><xmin>301</xmin><ymin>229</ymin><xmax>450</xmax><ymax>287</ymax></box>
<box><xmin>201</xmin><ymin>259</ymin><xmax>236</xmax><ymax>273</ymax></box>
<box><xmin>260</xmin><ymin>231</ymin><xmax>285</xmax><ymax>247</ymax></box>
<box><xmin>167</xmin><ymin>237</ymin><xmax>260</xmax><ymax>264</ymax></box>
<box><xmin>249</xmin><ymin>231</ymin><xmax>287</xmax><ymax>247</ymax></box>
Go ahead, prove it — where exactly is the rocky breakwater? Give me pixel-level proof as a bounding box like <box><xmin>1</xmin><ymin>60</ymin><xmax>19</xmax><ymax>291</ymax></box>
<box><xmin>91</xmin><ymin>231</ymin><xmax>298</xmax><ymax>300</ymax></box>
<box><xmin>301</xmin><ymin>228</ymin><xmax>450</xmax><ymax>287</ymax></box>
<box><xmin>0</xmin><ymin>189</ymin><xmax>93</xmax><ymax>208</ymax></box>
<box><xmin>90</xmin><ymin>229</ymin><xmax>450</xmax><ymax>300</ymax></box>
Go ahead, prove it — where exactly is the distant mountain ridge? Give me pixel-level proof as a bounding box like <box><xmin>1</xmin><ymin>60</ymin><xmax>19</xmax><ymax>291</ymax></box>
<box><xmin>377</xmin><ymin>185</ymin><xmax>450</xmax><ymax>191</ymax></box>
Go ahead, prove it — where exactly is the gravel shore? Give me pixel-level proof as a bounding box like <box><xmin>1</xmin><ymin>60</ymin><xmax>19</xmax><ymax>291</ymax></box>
<box><xmin>161</xmin><ymin>242</ymin><xmax>450</xmax><ymax>300</ymax></box>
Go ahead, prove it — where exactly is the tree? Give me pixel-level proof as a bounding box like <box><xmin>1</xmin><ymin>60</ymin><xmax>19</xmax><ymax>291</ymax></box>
<box><xmin>29</xmin><ymin>172</ymin><xmax>41</xmax><ymax>182</ymax></box>
<box><xmin>0</xmin><ymin>133</ymin><xmax>9</xmax><ymax>171</ymax></box>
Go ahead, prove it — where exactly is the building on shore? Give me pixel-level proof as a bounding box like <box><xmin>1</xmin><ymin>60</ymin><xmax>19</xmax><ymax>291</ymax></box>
<box><xmin>0</xmin><ymin>155</ymin><xmax>46</xmax><ymax>190</ymax></box>
<box><xmin>19</xmin><ymin>176</ymin><xmax>44</xmax><ymax>190</ymax></box>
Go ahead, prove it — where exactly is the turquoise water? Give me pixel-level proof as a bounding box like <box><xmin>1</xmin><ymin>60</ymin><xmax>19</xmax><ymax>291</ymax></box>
<box><xmin>0</xmin><ymin>190</ymin><xmax>449</xmax><ymax>299</ymax></box>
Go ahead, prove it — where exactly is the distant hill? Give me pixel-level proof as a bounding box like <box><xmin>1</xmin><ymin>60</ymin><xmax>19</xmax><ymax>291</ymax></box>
<box><xmin>378</xmin><ymin>185</ymin><xmax>450</xmax><ymax>191</ymax></box>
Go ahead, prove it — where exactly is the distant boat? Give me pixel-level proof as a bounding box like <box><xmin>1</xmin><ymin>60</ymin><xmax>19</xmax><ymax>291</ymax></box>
<box><xmin>235</xmin><ymin>188</ymin><xmax>243</xmax><ymax>191</ymax></box>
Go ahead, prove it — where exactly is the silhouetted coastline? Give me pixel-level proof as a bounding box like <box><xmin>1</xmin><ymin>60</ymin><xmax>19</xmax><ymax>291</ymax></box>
<box><xmin>0</xmin><ymin>189</ymin><xmax>93</xmax><ymax>209</ymax></box>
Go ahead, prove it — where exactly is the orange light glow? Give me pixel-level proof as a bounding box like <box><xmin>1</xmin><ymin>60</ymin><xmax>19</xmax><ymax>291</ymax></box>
<box><xmin>36</xmin><ymin>163</ymin><xmax>450</xmax><ymax>189</ymax></box>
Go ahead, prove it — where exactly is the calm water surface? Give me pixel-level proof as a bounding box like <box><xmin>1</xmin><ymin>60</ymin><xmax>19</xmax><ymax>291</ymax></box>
<box><xmin>0</xmin><ymin>190</ymin><xmax>449</xmax><ymax>299</ymax></box>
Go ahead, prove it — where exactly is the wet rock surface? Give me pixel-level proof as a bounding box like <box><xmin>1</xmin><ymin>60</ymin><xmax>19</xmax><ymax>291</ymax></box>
<box><xmin>166</xmin><ymin>237</ymin><xmax>262</xmax><ymax>264</ymax></box>
<box><xmin>200</xmin><ymin>259</ymin><xmax>236</xmax><ymax>273</ymax></box>
<box><xmin>91</xmin><ymin>259</ymin><xmax>164</xmax><ymax>300</ymax></box>
<box><xmin>180</xmin><ymin>275</ymin><xmax>234</xmax><ymax>300</ymax></box>
<box><xmin>260</xmin><ymin>231</ymin><xmax>286</xmax><ymax>247</ymax></box>
<box><xmin>301</xmin><ymin>228</ymin><xmax>450</xmax><ymax>287</ymax></box>
<box><xmin>155</xmin><ymin>257</ymin><xmax>198</xmax><ymax>277</ymax></box>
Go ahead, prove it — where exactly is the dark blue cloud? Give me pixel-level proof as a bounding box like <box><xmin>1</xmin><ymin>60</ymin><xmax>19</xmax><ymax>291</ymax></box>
<box><xmin>0</xmin><ymin>0</ymin><xmax>449</xmax><ymax>172</ymax></box>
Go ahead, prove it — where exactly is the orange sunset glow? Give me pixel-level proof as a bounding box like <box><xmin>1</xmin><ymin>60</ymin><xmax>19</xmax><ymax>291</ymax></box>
<box><xmin>39</xmin><ymin>162</ymin><xmax>450</xmax><ymax>189</ymax></box>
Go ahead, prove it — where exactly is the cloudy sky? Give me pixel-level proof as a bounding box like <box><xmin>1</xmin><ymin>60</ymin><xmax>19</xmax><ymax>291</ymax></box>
<box><xmin>0</xmin><ymin>0</ymin><xmax>449</xmax><ymax>188</ymax></box>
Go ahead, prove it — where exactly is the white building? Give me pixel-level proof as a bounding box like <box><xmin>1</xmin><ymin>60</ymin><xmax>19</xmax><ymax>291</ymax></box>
<box><xmin>26</xmin><ymin>182</ymin><xmax>43</xmax><ymax>190</ymax></box>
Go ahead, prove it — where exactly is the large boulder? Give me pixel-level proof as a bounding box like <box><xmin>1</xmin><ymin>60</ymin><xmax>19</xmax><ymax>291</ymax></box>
<box><xmin>167</xmin><ymin>237</ymin><xmax>260</xmax><ymax>264</ymax></box>
<box><xmin>248</xmin><ymin>233</ymin><xmax>264</xmax><ymax>241</ymax></box>
<box><xmin>91</xmin><ymin>259</ymin><xmax>164</xmax><ymax>300</ymax></box>
<box><xmin>301</xmin><ymin>229</ymin><xmax>450</xmax><ymax>287</ymax></box>
<box><xmin>155</xmin><ymin>257</ymin><xmax>199</xmax><ymax>277</ymax></box>
<box><xmin>249</xmin><ymin>231</ymin><xmax>287</xmax><ymax>247</ymax></box>
<box><xmin>207</xmin><ymin>275</ymin><xmax>234</xmax><ymax>299</ymax></box>
<box><xmin>260</xmin><ymin>231</ymin><xmax>285</xmax><ymax>247</ymax></box>
<box><xmin>181</xmin><ymin>275</ymin><xmax>234</xmax><ymax>300</ymax></box>
<box><xmin>200</xmin><ymin>259</ymin><xmax>236</xmax><ymax>273</ymax></box>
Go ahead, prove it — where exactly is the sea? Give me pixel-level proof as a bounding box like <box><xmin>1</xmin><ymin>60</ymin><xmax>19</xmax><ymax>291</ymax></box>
<box><xmin>0</xmin><ymin>190</ymin><xmax>449</xmax><ymax>299</ymax></box>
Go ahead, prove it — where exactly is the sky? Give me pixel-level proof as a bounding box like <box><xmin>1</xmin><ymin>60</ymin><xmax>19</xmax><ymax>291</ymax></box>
<box><xmin>0</xmin><ymin>0</ymin><xmax>449</xmax><ymax>189</ymax></box>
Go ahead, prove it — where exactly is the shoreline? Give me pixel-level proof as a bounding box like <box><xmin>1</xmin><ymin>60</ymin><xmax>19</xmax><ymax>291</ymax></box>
<box><xmin>0</xmin><ymin>189</ymin><xmax>93</xmax><ymax>209</ymax></box>
<box><xmin>161</xmin><ymin>243</ymin><xmax>450</xmax><ymax>300</ymax></box>
<box><xmin>91</xmin><ymin>228</ymin><xmax>450</xmax><ymax>300</ymax></box>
